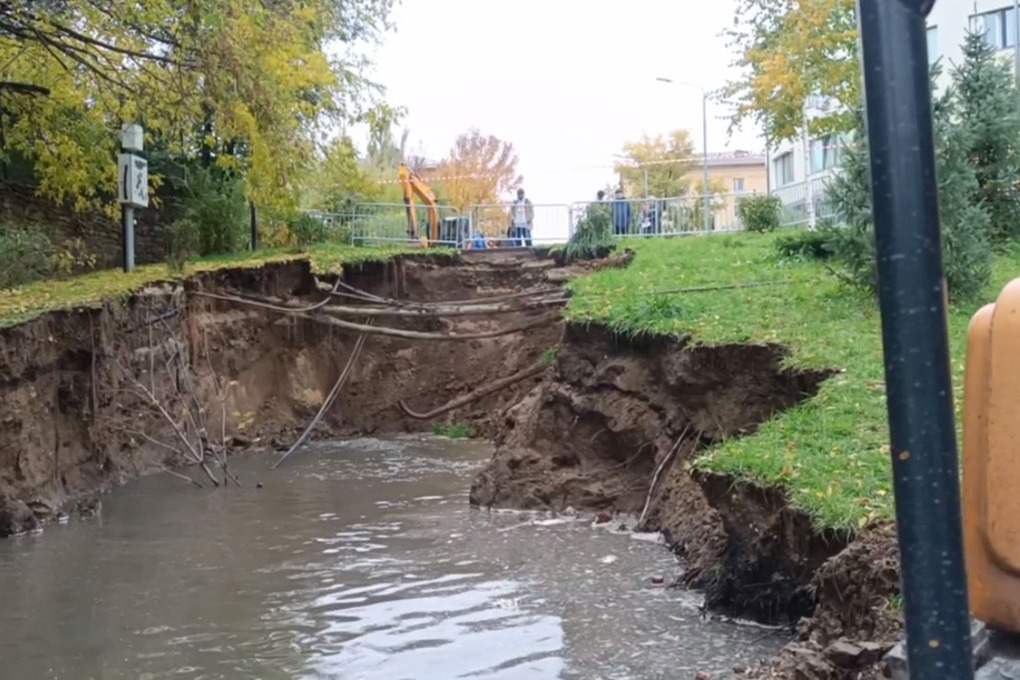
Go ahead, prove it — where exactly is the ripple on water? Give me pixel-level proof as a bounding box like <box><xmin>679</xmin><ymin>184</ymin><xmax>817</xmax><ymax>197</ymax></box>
<box><xmin>0</xmin><ymin>437</ymin><xmax>785</xmax><ymax>679</ymax></box>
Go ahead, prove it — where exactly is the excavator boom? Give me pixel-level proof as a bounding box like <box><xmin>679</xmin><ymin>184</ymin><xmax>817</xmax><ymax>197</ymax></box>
<box><xmin>399</xmin><ymin>164</ymin><xmax>440</xmax><ymax>242</ymax></box>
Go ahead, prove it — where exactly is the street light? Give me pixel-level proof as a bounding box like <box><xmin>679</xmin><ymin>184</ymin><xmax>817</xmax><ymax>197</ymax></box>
<box><xmin>656</xmin><ymin>76</ymin><xmax>711</xmax><ymax>233</ymax></box>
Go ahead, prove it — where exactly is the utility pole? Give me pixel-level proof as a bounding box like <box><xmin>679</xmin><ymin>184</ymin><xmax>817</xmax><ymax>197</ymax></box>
<box><xmin>701</xmin><ymin>91</ymin><xmax>711</xmax><ymax>232</ymax></box>
<box><xmin>117</xmin><ymin>123</ymin><xmax>148</xmax><ymax>272</ymax></box>
<box><xmin>801</xmin><ymin>98</ymin><xmax>817</xmax><ymax>231</ymax></box>
<box><xmin>655</xmin><ymin>77</ymin><xmax>711</xmax><ymax>232</ymax></box>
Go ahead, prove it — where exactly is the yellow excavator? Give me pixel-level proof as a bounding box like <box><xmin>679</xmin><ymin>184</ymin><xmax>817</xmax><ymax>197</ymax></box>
<box><xmin>398</xmin><ymin>163</ymin><xmax>477</xmax><ymax>248</ymax></box>
<box><xmin>399</xmin><ymin>163</ymin><xmax>440</xmax><ymax>245</ymax></box>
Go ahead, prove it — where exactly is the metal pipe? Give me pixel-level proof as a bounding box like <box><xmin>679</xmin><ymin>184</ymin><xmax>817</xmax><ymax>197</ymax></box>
<box><xmin>856</xmin><ymin>0</ymin><xmax>974</xmax><ymax>678</ymax></box>
<box><xmin>702</xmin><ymin>92</ymin><xmax>711</xmax><ymax>232</ymax></box>
<box><xmin>122</xmin><ymin>205</ymin><xmax>135</xmax><ymax>272</ymax></box>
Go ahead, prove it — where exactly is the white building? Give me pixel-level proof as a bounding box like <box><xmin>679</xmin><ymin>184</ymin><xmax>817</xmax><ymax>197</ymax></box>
<box><xmin>768</xmin><ymin>0</ymin><xmax>1018</xmax><ymax>226</ymax></box>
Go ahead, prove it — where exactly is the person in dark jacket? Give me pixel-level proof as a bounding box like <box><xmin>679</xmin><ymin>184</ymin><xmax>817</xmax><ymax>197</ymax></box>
<box><xmin>611</xmin><ymin>188</ymin><xmax>632</xmax><ymax>235</ymax></box>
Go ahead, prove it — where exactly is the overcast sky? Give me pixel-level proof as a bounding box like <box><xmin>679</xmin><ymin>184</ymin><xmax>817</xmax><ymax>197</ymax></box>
<box><xmin>355</xmin><ymin>0</ymin><xmax>763</xmax><ymax>209</ymax></box>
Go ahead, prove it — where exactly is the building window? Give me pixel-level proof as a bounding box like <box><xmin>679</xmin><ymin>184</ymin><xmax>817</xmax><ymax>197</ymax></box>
<box><xmin>971</xmin><ymin>8</ymin><xmax>1017</xmax><ymax>50</ymax></box>
<box><xmin>773</xmin><ymin>153</ymin><xmax>794</xmax><ymax>187</ymax></box>
<box><xmin>733</xmin><ymin>178</ymin><xmax>746</xmax><ymax>193</ymax></box>
<box><xmin>809</xmin><ymin>136</ymin><xmax>846</xmax><ymax>175</ymax></box>
<box><xmin>927</xmin><ymin>25</ymin><xmax>938</xmax><ymax>65</ymax></box>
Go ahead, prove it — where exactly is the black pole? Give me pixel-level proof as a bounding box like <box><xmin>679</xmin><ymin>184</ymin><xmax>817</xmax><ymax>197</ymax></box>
<box><xmin>856</xmin><ymin>0</ymin><xmax>973</xmax><ymax>678</ymax></box>
<box><xmin>249</xmin><ymin>201</ymin><xmax>259</xmax><ymax>251</ymax></box>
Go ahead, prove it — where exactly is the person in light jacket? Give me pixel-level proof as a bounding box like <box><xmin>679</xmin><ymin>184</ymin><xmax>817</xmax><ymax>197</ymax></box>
<box><xmin>508</xmin><ymin>188</ymin><xmax>534</xmax><ymax>246</ymax></box>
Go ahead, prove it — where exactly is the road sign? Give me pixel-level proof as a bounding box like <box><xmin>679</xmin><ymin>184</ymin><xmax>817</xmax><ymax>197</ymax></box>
<box><xmin>117</xmin><ymin>153</ymin><xmax>148</xmax><ymax>208</ymax></box>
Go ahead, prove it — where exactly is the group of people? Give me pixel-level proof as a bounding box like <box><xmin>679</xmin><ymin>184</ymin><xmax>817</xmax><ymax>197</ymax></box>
<box><xmin>596</xmin><ymin>188</ymin><xmax>661</xmax><ymax>236</ymax></box>
<box><xmin>470</xmin><ymin>185</ymin><xmax>661</xmax><ymax>250</ymax></box>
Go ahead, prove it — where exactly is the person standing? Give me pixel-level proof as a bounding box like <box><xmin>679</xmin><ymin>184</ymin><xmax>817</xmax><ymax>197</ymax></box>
<box><xmin>611</xmin><ymin>187</ymin><xmax>632</xmax><ymax>236</ymax></box>
<box><xmin>509</xmin><ymin>188</ymin><xmax>534</xmax><ymax>246</ymax></box>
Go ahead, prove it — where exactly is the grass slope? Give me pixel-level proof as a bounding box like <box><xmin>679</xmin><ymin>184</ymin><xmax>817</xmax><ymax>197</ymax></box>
<box><xmin>0</xmin><ymin>243</ymin><xmax>424</xmax><ymax>328</ymax></box>
<box><xmin>566</xmin><ymin>234</ymin><xmax>1020</xmax><ymax>529</ymax></box>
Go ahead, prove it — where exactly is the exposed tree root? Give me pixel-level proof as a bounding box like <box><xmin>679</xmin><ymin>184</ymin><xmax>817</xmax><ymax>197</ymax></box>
<box><xmin>397</xmin><ymin>362</ymin><xmax>550</xmax><ymax>420</ymax></box>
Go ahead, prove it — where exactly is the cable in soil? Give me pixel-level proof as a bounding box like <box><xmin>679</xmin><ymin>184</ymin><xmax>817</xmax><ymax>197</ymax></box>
<box><xmin>271</xmin><ymin>322</ymin><xmax>371</xmax><ymax>470</ymax></box>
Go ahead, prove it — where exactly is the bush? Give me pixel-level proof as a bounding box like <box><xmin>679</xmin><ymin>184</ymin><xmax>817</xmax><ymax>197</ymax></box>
<box><xmin>775</xmin><ymin>228</ymin><xmax>837</xmax><ymax>261</ymax></box>
<box><xmin>172</xmin><ymin>165</ymin><xmax>248</xmax><ymax>258</ymax></box>
<box><xmin>0</xmin><ymin>226</ymin><xmax>54</xmax><ymax>288</ymax></box>
<box><xmin>562</xmin><ymin>203</ymin><xmax>614</xmax><ymax>263</ymax></box>
<box><xmin>289</xmin><ymin>213</ymin><xmax>328</xmax><ymax>249</ymax></box>
<box><xmin>50</xmin><ymin>238</ymin><xmax>98</xmax><ymax>276</ymax></box>
<box><xmin>737</xmin><ymin>194</ymin><xmax>781</xmax><ymax>233</ymax></box>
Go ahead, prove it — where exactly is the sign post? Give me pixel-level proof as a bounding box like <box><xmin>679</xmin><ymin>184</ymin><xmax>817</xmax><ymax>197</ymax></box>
<box><xmin>117</xmin><ymin>123</ymin><xmax>147</xmax><ymax>272</ymax></box>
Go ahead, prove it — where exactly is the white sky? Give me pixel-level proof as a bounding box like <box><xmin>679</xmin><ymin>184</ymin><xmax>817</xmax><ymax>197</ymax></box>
<box><xmin>351</xmin><ymin>0</ymin><xmax>763</xmax><ymax>239</ymax></box>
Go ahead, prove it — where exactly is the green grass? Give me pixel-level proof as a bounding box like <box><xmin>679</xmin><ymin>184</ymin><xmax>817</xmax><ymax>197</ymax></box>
<box><xmin>432</xmin><ymin>422</ymin><xmax>474</xmax><ymax>439</ymax></box>
<box><xmin>566</xmin><ymin>233</ymin><xmax>1020</xmax><ymax>530</ymax></box>
<box><xmin>0</xmin><ymin>242</ymin><xmax>433</xmax><ymax>327</ymax></box>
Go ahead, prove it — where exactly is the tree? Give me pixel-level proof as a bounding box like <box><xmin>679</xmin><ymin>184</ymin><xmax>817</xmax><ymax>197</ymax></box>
<box><xmin>826</xmin><ymin>63</ymin><xmax>993</xmax><ymax>303</ymax></box>
<box><xmin>433</xmin><ymin>129</ymin><xmax>522</xmax><ymax>208</ymax></box>
<box><xmin>614</xmin><ymin>130</ymin><xmax>696</xmax><ymax>198</ymax></box>
<box><xmin>720</xmin><ymin>0</ymin><xmax>859</xmax><ymax>144</ymax></box>
<box><xmin>0</xmin><ymin>0</ymin><xmax>397</xmax><ymax>214</ymax></box>
<box><xmin>950</xmin><ymin>30</ymin><xmax>1020</xmax><ymax>245</ymax></box>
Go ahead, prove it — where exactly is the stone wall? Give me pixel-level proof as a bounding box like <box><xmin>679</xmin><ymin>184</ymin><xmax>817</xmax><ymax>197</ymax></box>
<box><xmin>0</xmin><ymin>182</ymin><xmax>172</xmax><ymax>268</ymax></box>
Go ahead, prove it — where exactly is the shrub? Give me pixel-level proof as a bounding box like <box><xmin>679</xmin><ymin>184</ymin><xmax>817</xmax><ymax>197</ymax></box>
<box><xmin>174</xmin><ymin>166</ymin><xmax>248</xmax><ymax>257</ymax></box>
<box><xmin>289</xmin><ymin>213</ymin><xmax>328</xmax><ymax>249</ymax></box>
<box><xmin>50</xmin><ymin>238</ymin><xmax>98</xmax><ymax>276</ymax></box>
<box><xmin>737</xmin><ymin>194</ymin><xmax>781</xmax><ymax>233</ymax></box>
<box><xmin>0</xmin><ymin>226</ymin><xmax>53</xmax><ymax>288</ymax></box>
<box><xmin>775</xmin><ymin>228</ymin><xmax>836</xmax><ymax>261</ymax></box>
<box><xmin>562</xmin><ymin>203</ymin><xmax>614</xmax><ymax>263</ymax></box>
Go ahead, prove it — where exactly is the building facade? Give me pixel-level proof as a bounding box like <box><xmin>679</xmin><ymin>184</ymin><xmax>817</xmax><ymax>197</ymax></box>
<box><xmin>688</xmin><ymin>151</ymin><xmax>768</xmax><ymax>228</ymax></box>
<box><xmin>767</xmin><ymin>0</ymin><xmax>1016</xmax><ymax>225</ymax></box>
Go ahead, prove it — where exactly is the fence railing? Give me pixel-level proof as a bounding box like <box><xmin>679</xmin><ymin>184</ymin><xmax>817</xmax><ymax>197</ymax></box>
<box><xmin>568</xmin><ymin>192</ymin><xmax>753</xmax><ymax>238</ymax></box>
<box><xmin>305</xmin><ymin>203</ymin><xmax>464</xmax><ymax>247</ymax></box>
<box><xmin>303</xmin><ymin>183</ymin><xmax>839</xmax><ymax>250</ymax></box>
<box><xmin>770</xmin><ymin>177</ymin><xmax>838</xmax><ymax>227</ymax></box>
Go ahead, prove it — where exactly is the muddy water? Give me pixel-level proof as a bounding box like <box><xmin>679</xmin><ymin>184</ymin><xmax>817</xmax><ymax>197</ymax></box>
<box><xmin>0</xmin><ymin>437</ymin><xmax>784</xmax><ymax>679</ymax></box>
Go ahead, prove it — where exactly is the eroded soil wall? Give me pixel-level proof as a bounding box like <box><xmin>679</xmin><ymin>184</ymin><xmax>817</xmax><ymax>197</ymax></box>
<box><xmin>0</xmin><ymin>253</ymin><xmax>562</xmax><ymax>532</ymax></box>
<box><xmin>469</xmin><ymin>323</ymin><xmax>840</xmax><ymax>624</ymax></box>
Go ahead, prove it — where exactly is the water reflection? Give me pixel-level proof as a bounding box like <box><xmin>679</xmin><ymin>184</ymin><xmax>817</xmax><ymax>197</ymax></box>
<box><xmin>0</xmin><ymin>436</ymin><xmax>782</xmax><ymax>679</ymax></box>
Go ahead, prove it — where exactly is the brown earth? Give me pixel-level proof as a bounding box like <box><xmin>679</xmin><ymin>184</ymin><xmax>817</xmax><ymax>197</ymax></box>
<box><xmin>0</xmin><ymin>251</ymin><xmax>566</xmax><ymax>533</ymax></box>
<box><xmin>0</xmin><ymin>247</ymin><xmax>908</xmax><ymax>679</ymax></box>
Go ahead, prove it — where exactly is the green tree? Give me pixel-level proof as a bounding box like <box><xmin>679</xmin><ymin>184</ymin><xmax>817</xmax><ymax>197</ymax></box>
<box><xmin>0</xmin><ymin>0</ymin><xmax>396</xmax><ymax>213</ymax></box>
<box><xmin>720</xmin><ymin>0</ymin><xmax>859</xmax><ymax>143</ymax></box>
<box><xmin>951</xmin><ymin>30</ymin><xmax>1020</xmax><ymax>245</ymax></box>
<box><xmin>614</xmin><ymin>130</ymin><xmax>696</xmax><ymax>198</ymax></box>
<box><xmin>826</xmin><ymin>64</ymin><xmax>992</xmax><ymax>302</ymax></box>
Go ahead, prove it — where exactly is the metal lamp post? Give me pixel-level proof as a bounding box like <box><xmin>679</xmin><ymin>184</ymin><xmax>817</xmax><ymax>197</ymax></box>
<box><xmin>656</xmin><ymin>77</ymin><xmax>711</xmax><ymax>233</ymax></box>
<box><xmin>117</xmin><ymin>123</ymin><xmax>148</xmax><ymax>272</ymax></box>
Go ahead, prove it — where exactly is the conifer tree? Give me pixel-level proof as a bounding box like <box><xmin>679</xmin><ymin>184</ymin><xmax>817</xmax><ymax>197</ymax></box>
<box><xmin>951</xmin><ymin>30</ymin><xmax>1020</xmax><ymax>244</ymax></box>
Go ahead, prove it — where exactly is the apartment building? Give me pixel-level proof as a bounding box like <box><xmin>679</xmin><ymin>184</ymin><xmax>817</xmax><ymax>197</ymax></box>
<box><xmin>767</xmin><ymin>0</ymin><xmax>1014</xmax><ymax>224</ymax></box>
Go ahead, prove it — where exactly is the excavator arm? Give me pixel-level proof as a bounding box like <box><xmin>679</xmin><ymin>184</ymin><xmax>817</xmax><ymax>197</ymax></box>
<box><xmin>399</xmin><ymin>164</ymin><xmax>440</xmax><ymax>242</ymax></box>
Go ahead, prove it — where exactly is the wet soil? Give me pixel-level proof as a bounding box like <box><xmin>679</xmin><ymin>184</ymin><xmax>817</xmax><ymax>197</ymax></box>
<box><xmin>0</xmin><ymin>247</ymin><xmax>908</xmax><ymax>678</ymax></box>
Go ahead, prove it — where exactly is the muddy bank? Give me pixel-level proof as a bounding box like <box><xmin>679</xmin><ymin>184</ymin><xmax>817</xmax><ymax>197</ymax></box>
<box><xmin>468</xmin><ymin>320</ymin><xmax>907</xmax><ymax>678</ymax></box>
<box><xmin>469</xmin><ymin>323</ymin><xmax>838</xmax><ymax>622</ymax></box>
<box><xmin>0</xmin><ymin>251</ymin><xmax>566</xmax><ymax>535</ymax></box>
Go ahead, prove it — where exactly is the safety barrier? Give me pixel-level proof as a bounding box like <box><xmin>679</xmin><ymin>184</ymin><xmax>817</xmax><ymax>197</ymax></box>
<box><xmin>304</xmin><ymin>187</ymin><xmax>833</xmax><ymax>251</ymax></box>
<box><xmin>461</xmin><ymin>203</ymin><xmax>572</xmax><ymax>248</ymax></box>
<box><xmin>770</xmin><ymin>177</ymin><xmax>838</xmax><ymax>228</ymax></box>
<box><xmin>568</xmin><ymin>192</ymin><xmax>749</xmax><ymax>238</ymax></box>
<box><xmin>306</xmin><ymin>203</ymin><xmax>464</xmax><ymax>248</ymax></box>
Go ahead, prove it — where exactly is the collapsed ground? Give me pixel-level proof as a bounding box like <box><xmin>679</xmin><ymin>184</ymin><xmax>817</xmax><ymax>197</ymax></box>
<box><xmin>2</xmin><ymin>234</ymin><xmax>1018</xmax><ymax>679</ymax></box>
